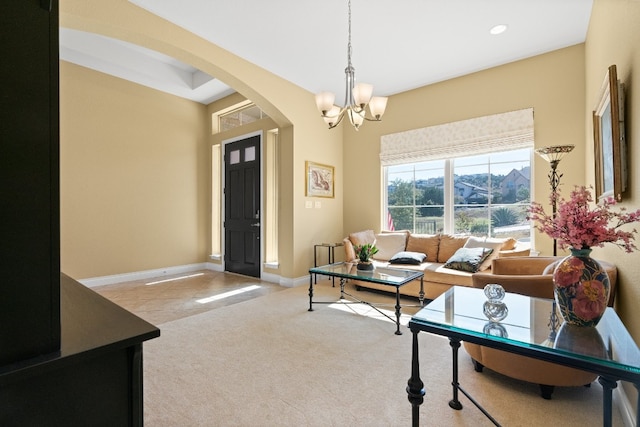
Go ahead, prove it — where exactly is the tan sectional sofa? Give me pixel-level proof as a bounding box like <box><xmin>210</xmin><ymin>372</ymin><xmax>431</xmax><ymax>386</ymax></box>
<box><xmin>343</xmin><ymin>230</ymin><xmax>530</xmax><ymax>301</ymax></box>
<box><xmin>465</xmin><ymin>256</ymin><xmax>617</xmax><ymax>399</ymax></box>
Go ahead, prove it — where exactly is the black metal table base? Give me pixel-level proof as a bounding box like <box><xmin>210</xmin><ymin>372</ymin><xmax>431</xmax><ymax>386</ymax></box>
<box><xmin>407</xmin><ymin>327</ymin><xmax>635</xmax><ymax>427</ymax></box>
<box><xmin>407</xmin><ymin>330</ymin><xmax>501</xmax><ymax>426</ymax></box>
<box><xmin>309</xmin><ymin>276</ymin><xmax>423</xmax><ymax>335</ymax></box>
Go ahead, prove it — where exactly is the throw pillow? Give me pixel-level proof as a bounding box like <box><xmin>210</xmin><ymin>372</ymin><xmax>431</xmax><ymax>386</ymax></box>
<box><xmin>405</xmin><ymin>234</ymin><xmax>439</xmax><ymax>262</ymax></box>
<box><xmin>444</xmin><ymin>247</ymin><xmax>494</xmax><ymax>273</ymax></box>
<box><xmin>463</xmin><ymin>236</ymin><xmax>506</xmax><ymax>271</ymax></box>
<box><xmin>373</xmin><ymin>233</ymin><xmax>407</xmax><ymax>261</ymax></box>
<box><xmin>437</xmin><ymin>234</ymin><xmax>470</xmax><ymax>263</ymax></box>
<box><xmin>349</xmin><ymin>230</ymin><xmax>375</xmax><ymax>247</ymax></box>
<box><xmin>389</xmin><ymin>251</ymin><xmax>427</xmax><ymax>265</ymax></box>
<box><xmin>501</xmin><ymin>237</ymin><xmax>518</xmax><ymax>251</ymax></box>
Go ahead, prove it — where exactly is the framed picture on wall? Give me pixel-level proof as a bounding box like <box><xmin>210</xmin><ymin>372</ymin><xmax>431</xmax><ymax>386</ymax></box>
<box><xmin>305</xmin><ymin>161</ymin><xmax>335</xmax><ymax>198</ymax></box>
<box><xmin>593</xmin><ymin>64</ymin><xmax>626</xmax><ymax>202</ymax></box>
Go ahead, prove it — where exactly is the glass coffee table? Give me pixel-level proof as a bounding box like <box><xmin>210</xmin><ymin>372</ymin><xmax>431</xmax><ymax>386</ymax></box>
<box><xmin>308</xmin><ymin>262</ymin><xmax>424</xmax><ymax>335</ymax></box>
<box><xmin>406</xmin><ymin>286</ymin><xmax>640</xmax><ymax>427</ymax></box>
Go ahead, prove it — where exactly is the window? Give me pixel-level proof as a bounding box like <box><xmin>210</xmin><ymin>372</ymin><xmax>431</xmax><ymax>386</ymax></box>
<box><xmin>381</xmin><ymin>109</ymin><xmax>534</xmax><ymax>239</ymax></box>
<box><xmin>218</xmin><ymin>104</ymin><xmax>267</xmax><ymax>132</ymax></box>
<box><xmin>385</xmin><ymin>149</ymin><xmax>531</xmax><ymax>239</ymax></box>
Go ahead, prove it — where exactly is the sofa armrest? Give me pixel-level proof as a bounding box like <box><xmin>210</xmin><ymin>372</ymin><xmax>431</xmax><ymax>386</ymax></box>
<box><xmin>472</xmin><ymin>272</ymin><xmax>554</xmax><ymax>299</ymax></box>
<box><xmin>343</xmin><ymin>237</ymin><xmax>357</xmax><ymax>263</ymax></box>
<box><xmin>491</xmin><ymin>256</ymin><xmax>562</xmax><ymax>275</ymax></box>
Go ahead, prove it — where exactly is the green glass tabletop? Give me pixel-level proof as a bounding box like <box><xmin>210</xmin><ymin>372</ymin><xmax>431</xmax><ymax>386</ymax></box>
<box><xmin>410</xmin><ymin>286</ymin><xmax>640</xmax><ymax>379</ymax></box>
<box><xmin>309</xmin><ymin>262</ymin><xmax>423</xmax><ymax>286</ymax></box>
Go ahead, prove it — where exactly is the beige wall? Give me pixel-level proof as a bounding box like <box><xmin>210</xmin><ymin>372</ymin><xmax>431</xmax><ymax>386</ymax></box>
<box><xmin>60</xmin><ymin>62</ymin><xmax>209</xmax><ymax>279</ymax></box>
<box><xmin>343</xmin><ymin>44</ymin><xmax>587</xmax><ymax>257</ymax></box>
<box><xmin>60</xmin><ymin>0</ymin><xmax>344</xmax><ymax>281</ymax></box>
<box><xmin>586</xmin><ymin>0</ymin><xmax>640</xmax><ymax>410</ymax></box>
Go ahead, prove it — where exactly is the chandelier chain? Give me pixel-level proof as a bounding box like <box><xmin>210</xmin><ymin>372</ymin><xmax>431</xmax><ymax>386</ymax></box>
<box><xmin>347</xmin><ymin>0</ymin><xmax>352</xmax><ymax>69</ymax></box>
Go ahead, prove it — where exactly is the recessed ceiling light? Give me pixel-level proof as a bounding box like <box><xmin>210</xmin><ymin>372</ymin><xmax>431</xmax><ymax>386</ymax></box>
<box><xmin>490</xmin><ymin>24</ymin><xmax>508</xmax><ymax>35</ymax></box>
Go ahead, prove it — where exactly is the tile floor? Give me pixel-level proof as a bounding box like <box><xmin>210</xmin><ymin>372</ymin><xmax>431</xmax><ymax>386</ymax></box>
<box><xmin>92</xmin><ymin>270</ymin><xmax>286</xmax><ymax>325</ymax></box>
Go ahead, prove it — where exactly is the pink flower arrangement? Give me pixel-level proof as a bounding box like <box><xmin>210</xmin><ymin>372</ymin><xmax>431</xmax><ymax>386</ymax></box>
<box><xmin>528</xmin><ymin>186</ymin><xmax>640</xmax><ymax>252</ymax></box>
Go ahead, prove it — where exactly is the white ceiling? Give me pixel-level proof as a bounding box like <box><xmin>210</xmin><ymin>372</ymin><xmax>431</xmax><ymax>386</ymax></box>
<box><xmin>60</xmin><ymin>0</ymin><xmax>594</xmax><ymax>105</ymax></box>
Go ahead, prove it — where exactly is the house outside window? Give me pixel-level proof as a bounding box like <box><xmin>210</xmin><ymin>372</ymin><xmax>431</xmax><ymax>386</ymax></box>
<box><xmin>385</xmin><ymin>149</ymin><xmax>531</xmax><ymax>239</ymax></box>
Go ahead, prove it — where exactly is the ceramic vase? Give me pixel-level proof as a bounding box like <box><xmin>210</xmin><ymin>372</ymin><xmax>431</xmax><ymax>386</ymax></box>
<box><xmin>552</xmin><ymin>248</ymin><xmax>610</xmax><ymax>327</ymax></box>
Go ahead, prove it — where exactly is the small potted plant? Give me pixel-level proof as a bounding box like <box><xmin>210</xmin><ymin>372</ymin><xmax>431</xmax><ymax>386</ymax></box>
<box><xmin>354</xmin><ymin>243</ymin><xmax>379</xmax><ymax>271</ymax></box>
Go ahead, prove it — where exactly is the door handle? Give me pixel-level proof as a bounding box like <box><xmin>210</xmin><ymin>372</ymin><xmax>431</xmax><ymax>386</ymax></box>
<box><xmin>251</xmin><ymin>223</ymin><xmax>260</xmax><ymax>227</ymax></box>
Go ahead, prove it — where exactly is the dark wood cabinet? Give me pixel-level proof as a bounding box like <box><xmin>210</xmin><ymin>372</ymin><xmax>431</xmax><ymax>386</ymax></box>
<box><xmin>0</xmin><ymin>0</ymin><xmax>60</xmax><ymax>366</ymax></box>
<box><xmin>0</xmin><ymin>274</ymin><xmax>160</xmax><ymax>426</ymax></box>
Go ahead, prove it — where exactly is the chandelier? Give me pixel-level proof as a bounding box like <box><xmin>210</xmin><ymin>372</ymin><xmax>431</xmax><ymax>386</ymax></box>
<box><xmin>314</xmin><ymin>0</ymin><xmax>388</xmax><ymax>130</ymax></box>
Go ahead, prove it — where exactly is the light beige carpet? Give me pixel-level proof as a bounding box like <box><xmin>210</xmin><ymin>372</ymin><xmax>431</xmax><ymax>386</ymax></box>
<box><xmin>143</xmin><ymin>281</ymin><xmax>624</xmax><ymax>426</ymax></box>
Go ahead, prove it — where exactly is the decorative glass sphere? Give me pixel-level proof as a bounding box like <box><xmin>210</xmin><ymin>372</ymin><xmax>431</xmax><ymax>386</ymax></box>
<box><xmin>483</xmin><ymin>301</ymin><xmax>509</xmax><ymax>322</ymax></box>
<box><xmin>483</xmin><ymin>321</ymin><xmax>508</xmax><ymax>338</ymax></box>
<box><xmin>483</xmin><ymin>283</ymin><xmax>505</xmax><ymax>302</ymax></box>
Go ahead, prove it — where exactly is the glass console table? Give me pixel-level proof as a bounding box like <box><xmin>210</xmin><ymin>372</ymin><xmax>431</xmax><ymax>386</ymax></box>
<box><xmin>308</xmin><ymin>262</ymin><xmax>424</xmax><ymax>335</ymax></box>
<box><xmin>406</xmin><ymin>286</ymin><xmax>640</xmax><ymax>427</ymax></box>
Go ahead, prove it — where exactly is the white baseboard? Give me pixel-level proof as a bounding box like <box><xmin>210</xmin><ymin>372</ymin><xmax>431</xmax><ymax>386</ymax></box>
<box><xmin>206</xmin><ymin>262</ymin><xmax>224</xmax><ymax>272</ymax></box>
<box><xmin>277</xmin><ymin>275</ymin><xmax>311</xmax><ymax>288</ymax></box>
<box><xmin>77</xmin><ymin>261</ymin><xmax>304</xmax><ymax>288</ymax></box>
<box><xmin>615</xmin><ymin>385</ymin><xmax>637</xmax><ymax>427</ymax></box>
<box><xmin>79</xmin><ymin>263</ymin><xmax>210</xmax><ymax>287</ymax></box>
<box><xmin>78</xmin><ymin>261</ymin><xmax>315</xmax><ymax>292</ymax></box>
<box><xmin>260</xmin><ymin>271</ymin><xmax>281</xmax><ymax>285</ymax></box>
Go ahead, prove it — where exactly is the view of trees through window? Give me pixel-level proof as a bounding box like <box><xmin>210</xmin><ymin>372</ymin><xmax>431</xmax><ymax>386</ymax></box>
<box><xmin>386</xmin><ymin>149</ymin><xmax>531</xmax><ymax>240</ymax></box>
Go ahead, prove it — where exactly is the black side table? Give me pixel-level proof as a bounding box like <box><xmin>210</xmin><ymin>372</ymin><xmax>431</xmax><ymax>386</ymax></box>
<box><xmin>313</xmin><ymin>242</ymin><xmax>344</xmax><ymax>285</ymax></box>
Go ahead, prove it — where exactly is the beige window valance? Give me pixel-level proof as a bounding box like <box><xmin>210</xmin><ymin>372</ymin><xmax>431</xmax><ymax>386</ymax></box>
<box><xmin>380</xmin><ymin>108</ymin><xmax>534</xmax><ymax>166</ymax></box>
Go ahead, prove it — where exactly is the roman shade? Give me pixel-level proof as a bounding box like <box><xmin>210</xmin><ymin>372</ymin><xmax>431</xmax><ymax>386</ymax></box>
<box><xmin>380</xmin><ymin>108</ymin><xmax>534</xmax><ymax>166</ymax></box>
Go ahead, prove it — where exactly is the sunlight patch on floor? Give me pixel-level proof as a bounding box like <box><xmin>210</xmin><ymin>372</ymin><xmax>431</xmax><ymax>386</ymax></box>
<box><xmin>196</xmin><ymin>285</ymin><xmax>262</xmax><ymax>304</ymax></box>
<box><xmin>146</xmin><ymin>273</ymin><xmax>205</xmax><ymax>286</ymax></box>
<box><xmin>329</xmin><ymin>300</ymin><xmax>412</xmax><ymax>326</ymax></box>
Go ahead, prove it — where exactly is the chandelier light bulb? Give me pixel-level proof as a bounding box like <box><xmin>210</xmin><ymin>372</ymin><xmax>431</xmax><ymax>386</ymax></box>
<box><xmin>368</xmin><ymin>96</ymin><xmax>388</xmax><ymax>119</ymax></box>
<box><xmin>322</xmin><ymin>105</ymin><xmax>341</xmax><ymax>127</ymax></box>
<box><xmin>315</xmin><ymin>92</ymin><xmax>335</xmax><ymax>114</ymax></box>
<box><xmin>348</xmin><ymin>108</ymin><xmax>365</xmax><ymax>129</ymax></box>
<box><xmin>353</xmin><ymin>83</ymin><xmax>373</xmax><ymax>107</ymax></box>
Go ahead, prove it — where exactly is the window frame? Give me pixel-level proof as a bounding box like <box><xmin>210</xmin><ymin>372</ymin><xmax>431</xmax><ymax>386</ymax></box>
<box><xmin>383</xmin><ymin>148</ymin><xmax>533</xmax><ymax>239</ymax></box>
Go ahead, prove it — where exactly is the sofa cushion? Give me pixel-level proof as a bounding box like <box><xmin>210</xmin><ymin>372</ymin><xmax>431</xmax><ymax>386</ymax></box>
<box><xmin>463</xmin><ymin>236</ymin><xmax>507</xmax><ymax>271</ymax></box>
<box><xmin>349</xmin><ymin>229</ymin><xmax>375</xmax><ymax>247</ymax></box>
<box><xmin>437</xmin><ymin>234</ymin><xmax>469</xmax><ymax>263</ymax></box>
<box><xmin>370</xmin><ymin>259</ymin><xmax>474</xmax><ymax>287</ymax></box>
<box><xmin>405</xmin><ymin>234</ymin><xmax>439</xmax><ymax>262</ymax></box>
<box><xmin>389</xmin><ymin>251</ymin><xmax>426</xmax><ymax>265</ymax></box>
<box><xmin>423</xmin><ymin>263</ymin><xmax>474</xmax><ymax>286</ymax></box>
<box><xmin>372</xmin><ymin>233</ymin><xmax>407</xmax><ymax>261</ymax></box>
<box><xmin>444</xmin><ymin>247</ymin><xmax>494</xmax><ymax>273</ymax></box>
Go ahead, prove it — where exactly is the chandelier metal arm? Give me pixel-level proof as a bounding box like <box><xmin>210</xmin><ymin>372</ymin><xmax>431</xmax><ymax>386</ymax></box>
<box><xmin>320</xmin><ymin>104</ymin><xmax>383</xmax><ymax>130</ymax></box>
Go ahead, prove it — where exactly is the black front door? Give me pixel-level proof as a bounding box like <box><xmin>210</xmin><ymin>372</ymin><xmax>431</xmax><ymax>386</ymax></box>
<box><xmin>224</xmin><ymin>135</ymin><xmax>261</xmax><ymax>278</ymax></box>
